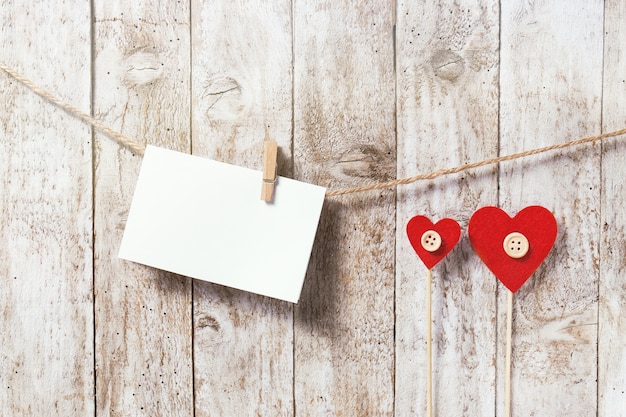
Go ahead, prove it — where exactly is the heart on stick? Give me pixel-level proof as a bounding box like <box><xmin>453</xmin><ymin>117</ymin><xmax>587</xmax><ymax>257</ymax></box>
<box><xmin>468</xmin><ymin>206</ymin><xmax>557</xmax><ymax>293</ymax></box>
<box><xmin>406</xmin><ymin>216</ymin><xmax>461</xmax><ymax>269</ymax></box>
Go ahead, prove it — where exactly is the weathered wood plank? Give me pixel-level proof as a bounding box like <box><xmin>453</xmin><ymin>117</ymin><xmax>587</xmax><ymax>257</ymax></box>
<box><xmin>395</xmin><ymin>1</ymin><xmax>500</xmax><ymax>416</ymax></box>
<box><xmin>599</xmin><ymin>0</ymin><xmax>626</xmax><ymax>415</ymax></box>
<box><xmin>92</xmin><ymin>1</ymin><xmax>193</xmax><ymax>415</ymax></box>
<box><xmin>293</xmin><ymin>3</ymin><xmax>396</xmax><ymax>416</ymax></box>
<box><xmin>3</xmin><ymin>2</ymin><xmax>623</xmax><ymax>416</ymax></box>
<box><xmin>499</xmin><ymin>1</ymin><xmax>603</xmax><ymax>415</ymax></box>
<box><xmin>0</xmin><ymin>1</ymin><xmax>94</xmax><ymax>415</ymax></box>
<box><xmin>190</xmin><ymin>1</ymin><xmax>294</xmax><ymax>416</ymax></box>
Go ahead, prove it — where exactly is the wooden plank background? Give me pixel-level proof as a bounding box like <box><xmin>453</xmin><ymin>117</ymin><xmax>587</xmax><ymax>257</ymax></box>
<box><xmin>1</xmin><ymin>1</ymin><xmax>624</xmax><ymax>416</ymax></box>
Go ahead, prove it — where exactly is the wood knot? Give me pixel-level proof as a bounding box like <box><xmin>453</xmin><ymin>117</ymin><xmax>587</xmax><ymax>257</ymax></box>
<box><xmin>430</xmin><ymin>50</ymin><xmax>465</xmax><ymax>81</ymax></box>
<box><xmin>334</xmin><ymin>145</ymin><xmax>395</xmax><ymax>180</ymax></box>
<box><xmin>202</xmin><ymin>75</ymin><xmax>248</xmax><ymax>121</ymax></box>
<box><xmin>194</xmin><ymin>310</ymin><xmax>234</xmax><ymax>348</ymax></box>
<box><xmin>123</xmin><ymin>50</ymin><xmax>163</xmax><ymax>86</ymax></box>
<box><xmin>196</xmin><ymin>315</ymin><xmax>220</xmax><ymax>331</ymax></box>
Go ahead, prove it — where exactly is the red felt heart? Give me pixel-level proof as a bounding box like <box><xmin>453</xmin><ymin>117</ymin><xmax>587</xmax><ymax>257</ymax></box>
<box><xmin>406</xmin><ymin>216</ymin><xmax>461</xmax><ymax>269</ymax></box>
<box><xmin>468</xmin><ymin>206</ymin><xmax>557</xmax><ymax>293</ymax></box>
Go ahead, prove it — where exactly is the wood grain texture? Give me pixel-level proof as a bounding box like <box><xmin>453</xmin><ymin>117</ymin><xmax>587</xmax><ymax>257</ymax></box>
<box><xmin>0</xmin><ymin>1</ymin><xmax>94</xmax><ymax>415</ymax></box>
<box><xmin>92</xmin><ymin>1</ymin><xmax>193</xmax><ymax>415</ymax></box>
<box><xmin>190</xmin><ymin>1</ymin><xmax>294</xmax><ymax>416</ymax></box>
<box><xmin>599</xmin><ymin>0</ymin><xmax>626</xmax><ymax>415</ymax></box>
<box><xmin>2</xmin><ymin>2</ymin><xmax>626</xmax><ymax>416</ymax></box>
<box><xmin>293</xmin><ymin>3</ymin><xmax>396</xmax><ymax>416</ymax></box>
<box><xmin>395</xmin><ymin>1</ymin><xmax>500</xmax><ymax>416</ymax></box>
<box><xmin>499</xmin><ymin>1</ymin><xmax>603</xmax><ymax>415</ymax></box>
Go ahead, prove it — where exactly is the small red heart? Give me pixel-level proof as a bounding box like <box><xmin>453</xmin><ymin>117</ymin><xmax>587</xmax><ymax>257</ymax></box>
<box><xmin>406</xmin><ymin>216</ymin><xmax>461</xmax><ymax>269</ymax></box>
<box><xmin>468</xmin><ymin>206</ymin><xmax>557</xmax><ymax>293</ymax></box>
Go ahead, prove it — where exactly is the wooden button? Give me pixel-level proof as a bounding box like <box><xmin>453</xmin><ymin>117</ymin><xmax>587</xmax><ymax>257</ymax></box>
<box><xmin>503</xmin><ymin>232</ymin><xmax>529</xmax><ymax>259</ymax></box>
<box><xmin>421</xmin><ymin>230</ymin><xmax>442</xmax><ymax>252</ymax></box>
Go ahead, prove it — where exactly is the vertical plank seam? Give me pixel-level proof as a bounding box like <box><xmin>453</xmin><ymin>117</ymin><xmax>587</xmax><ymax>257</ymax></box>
<box><xmin>290</xmin><ymin>2</ymin><xmax>297</xmax><ymax>416</ymax></box>
<box><xmin>495</xmin><ymin>1</ymin><xmax>503</xmax><ymax>415</ymax></box>
<box><xmin>189</xmin><ymin>0</ymin><xmax>196</xmax><ymax>158</ymax></box>
<box><xmin>289</xmin><ymin>0</ymin><xmax>296</xmax><ymax>182</ymax></box>
<box><xmin>596</xmin><ymin>2</ymin><xmax>607</xmax><ymax>416</ymax></box>
<box><xmin>391</xmin><ymin>2</ymin><xmax>398</xmax><ymax>415</ymax></box>
<box><xmin>89</xmin><ymin>0</ymin><xmax>98</xmax><ymax>415</ymax></box>
<box><xmin>189</xmin><ymin>1</ymin><xmax>197</xmax><ymax>416</ymax></box>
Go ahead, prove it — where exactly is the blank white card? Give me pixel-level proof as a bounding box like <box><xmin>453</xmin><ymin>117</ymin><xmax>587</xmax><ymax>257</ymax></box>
<box><xmin>119</xmin><ymin>145</ymin><xmax>326</xmax><ymax>303</ymax></box>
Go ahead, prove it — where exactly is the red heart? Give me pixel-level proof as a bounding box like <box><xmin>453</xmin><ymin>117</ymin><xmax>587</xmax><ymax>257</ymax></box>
<box><xmin>468</xmin><ymin>206</ymin><xmax>557</xmax><ymax>293</ymax></box>
<box><xmin>406</xmin><ymin>216</ymin><xmax>461</xmax><ymax>269</ymax></box>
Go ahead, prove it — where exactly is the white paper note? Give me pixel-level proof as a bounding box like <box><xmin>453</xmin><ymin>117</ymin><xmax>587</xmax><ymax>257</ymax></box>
<box><xmin>119</xmin><ymin>145</ymin><xmax>326</xmax><ymax>303</ymax></box>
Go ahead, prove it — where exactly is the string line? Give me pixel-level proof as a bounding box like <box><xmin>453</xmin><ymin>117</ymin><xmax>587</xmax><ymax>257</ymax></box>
<box><xmin>0</xmin><ymin>62</ymin><xmax>145</xmax><ymax>155</ymax></box>
<box><xmin>327</xmin><ymin>128</ymin><xmax>626</xmax><ymax>196</ymax></box>
<box><xmin>2</xmin><ymin>61</ymin><xmax>625</xmax><ymax>197</ymax></box>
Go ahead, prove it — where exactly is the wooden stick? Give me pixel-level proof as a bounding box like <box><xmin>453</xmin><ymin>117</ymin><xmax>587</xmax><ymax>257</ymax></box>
<box><xmin>426</xmin><ymin>268</ymin><xmax>433</xmax><ymax>417</ymax></box>
<box><xmin>504</xmin><ymin>290</ymin><xmax>513</xmax><ymax>417</ymax></box>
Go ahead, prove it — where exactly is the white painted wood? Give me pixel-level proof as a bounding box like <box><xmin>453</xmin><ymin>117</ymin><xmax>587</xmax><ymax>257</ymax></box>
<box><xmin>1</xmin><ymin>2</ymin><xmax>625</xmax><ymax>416</ymax></box>
<box><xmin>0</xmin><ymin>1</ymin><xmax>94</xmax><ymax>415</ymax></box>
<box><xmin>293</xmin><ymin>2</ymin><xmax>396</xmax><ymax>415</ymax></box>
<box><xmin>92</xmin><ymin>1</ymin><xmax>193</xmax><ymax>415</ymax></box>
<box><xmin>599</xmin><ymin>1</ymin><xmax>626</xmax><ymax>415</ymax></box>
<box><xmin>499</xmin><ymin>1</ymin><xmax>603</xmax><ymax>416</ymax></box>
<box><xmin>190</xmin><ymin>1</ymin><xmax>294</xmax><ymax>416</ymax></box>
<box><xmin>395</xmin><ymin>2</ymin><xmax>500</xmax><ymax>415</ymax></box>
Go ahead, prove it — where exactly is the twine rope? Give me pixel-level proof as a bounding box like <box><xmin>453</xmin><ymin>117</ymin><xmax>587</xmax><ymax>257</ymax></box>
<box><xmin>0</xmin><ymin>62</ymin><xmax>145</xmax><ymax>155</ymax></box>
<box><xmin>2</xmin><ymin>61</ymin><xmax>625</xmax><ymax>197</ymax></box>
<box><xmin>327</xmin><ymin>128</ymin><xmax>626</xmax><ymax>196</ymax></box>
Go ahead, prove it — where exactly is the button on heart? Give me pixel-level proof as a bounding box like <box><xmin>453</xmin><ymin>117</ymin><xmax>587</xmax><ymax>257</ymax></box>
<box><xmin>406</xmin><ymin>216</ymin><xmax>461</xmax><ymax>269</ymax></box>
<box><xmin>468</xmin><ymin>206</ymin><xmax>557</xmax><ymax>293</ymax></box>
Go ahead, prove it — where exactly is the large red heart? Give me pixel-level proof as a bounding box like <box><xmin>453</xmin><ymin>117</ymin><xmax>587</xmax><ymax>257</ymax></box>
<box><xmin>406</xmin><ymin>216</ymin><xmax>461</xmax><ymax>269</ymax></box>
<box><xmin>468</xmin><ymin>206</ymin><xmax>557</xmax><ymax>293</ymax></box>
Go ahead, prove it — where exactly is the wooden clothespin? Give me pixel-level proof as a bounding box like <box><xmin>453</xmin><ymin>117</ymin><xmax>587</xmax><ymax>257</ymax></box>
<box><xmin>260</xmin><ymin>140</ymin><xmax>278</xmax><ymax>201</ymax></box>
